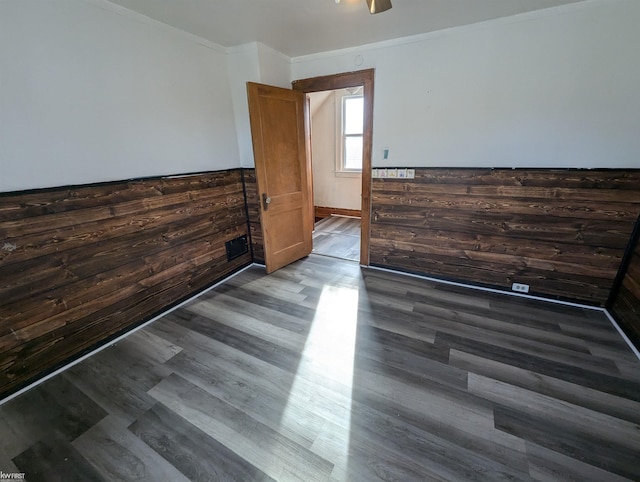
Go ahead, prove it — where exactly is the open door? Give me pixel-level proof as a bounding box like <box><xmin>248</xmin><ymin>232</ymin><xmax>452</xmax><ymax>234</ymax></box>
<box><xmin>247</xmin><ymin>82</ymin><xmax>313</xmax><ymax>274</ymax></box>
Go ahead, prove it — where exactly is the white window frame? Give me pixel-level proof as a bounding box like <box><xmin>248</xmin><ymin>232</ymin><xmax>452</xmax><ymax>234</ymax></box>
<box><xmin>335</xmin><ymin>93</ymin><xmax>363</xmax><ymax>177</ymax></box>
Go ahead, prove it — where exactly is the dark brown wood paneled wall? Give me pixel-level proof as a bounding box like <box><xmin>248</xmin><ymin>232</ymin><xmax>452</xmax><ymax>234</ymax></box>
<box><xmin>370</xmin><ymin>168</ymin><xmax>640</xmax><ymax>305</ymax></box>
<box><xmin>609</xmin><ymin>217</ymin><xmax>640</xmax><ymax>346</ymax></box>
<box><xmin>243</xmin><ymin>168</ymin><xmax>264</xmax><ymax>264</ymax></box>
<box><xmin>0</xmin><ymin>170</ymin><xmax>251</xmax><ymax>397</ymax></box>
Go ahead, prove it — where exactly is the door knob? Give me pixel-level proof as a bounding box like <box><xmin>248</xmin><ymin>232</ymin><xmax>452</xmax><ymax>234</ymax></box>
<box><xmin>262</xmin><ymin>193</ymin><xmax>272</xmax><ymax>211</ymax></box>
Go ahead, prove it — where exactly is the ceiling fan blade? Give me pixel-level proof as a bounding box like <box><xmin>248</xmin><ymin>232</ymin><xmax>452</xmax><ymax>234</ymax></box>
<box><xmin>366</xmin><ymin>0</ymin><xmax>392</xmax><ymax>14</ymax></box>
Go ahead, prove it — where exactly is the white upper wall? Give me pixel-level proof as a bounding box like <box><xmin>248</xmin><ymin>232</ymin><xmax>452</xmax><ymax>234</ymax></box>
<box><xmin>226</xmin><ymin>43</ymin><xmax>262</xmax><ymax>169</ymax></box>
<box><xmin>0</xmin><ymin>0</ymin><xmax>240</xmax><ymax>192</ymax></box>
<box><xmin>3</xmin><ymin>0</ymin><xmax>638</xmax><ymax>194</ymax></box>
<box><xmin>292</xmin><ymin>0</ymin><xmax>640</xmax><ymax>169</ymax></box>
<box><xmin>226</xmin><ymin>42</ymin><xmax>293</xmax><ymax>168</ymax></box>
<box><xmin>257</xmin><ymin>43</ymin><xmax>292</xmax><ymax>90</ymax></box>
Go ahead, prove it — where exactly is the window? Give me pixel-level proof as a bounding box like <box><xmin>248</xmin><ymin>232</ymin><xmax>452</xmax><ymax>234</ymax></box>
<box><xmin>339</xmin><ymin>95</ymin><xmax>364</xmax><ymax>172</ymax></box>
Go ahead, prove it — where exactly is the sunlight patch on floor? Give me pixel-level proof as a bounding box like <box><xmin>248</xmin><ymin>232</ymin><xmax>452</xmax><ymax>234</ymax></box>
<box><xmin>274</xmin><ymin>285</ymin><xmax>359</xmax><ymax>476</ymax></box>
<box><xmin>301</xmin><ymin>285</ymin><xmax>359</xmax><ymax>384</ymax></box>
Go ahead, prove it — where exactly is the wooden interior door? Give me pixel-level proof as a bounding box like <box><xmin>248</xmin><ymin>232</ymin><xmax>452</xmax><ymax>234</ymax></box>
<box><xmin>247</xmin><ymin>82</ymin><xmax>313</xmax><ymax>274</ymax></box>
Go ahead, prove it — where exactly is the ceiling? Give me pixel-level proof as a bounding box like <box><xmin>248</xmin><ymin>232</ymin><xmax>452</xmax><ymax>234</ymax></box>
<box><xmin>106</xmin><ymin>0</ymin><xmax>588</xmax><ymax>58</ymax></box>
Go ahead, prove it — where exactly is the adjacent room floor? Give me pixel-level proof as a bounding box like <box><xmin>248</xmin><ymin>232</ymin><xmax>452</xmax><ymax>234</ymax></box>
<box><xmin>312</xmin><ymin>215</ymin><xmax>360</xmax><ymax>262</ymax></box>
<box><xmin>1</xmin><ymin>255</ymin><xmax>639</xmax><ymax>481</ymax></box>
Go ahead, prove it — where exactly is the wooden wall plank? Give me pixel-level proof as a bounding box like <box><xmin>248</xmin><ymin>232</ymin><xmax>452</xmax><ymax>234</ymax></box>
<box><xmin>411</xmin><ymin>169</ymin><xmax>640</xmax><ymax>189</ymax></box>
<box><xmin>0</xmin><ymin>191</ymin><xmax>245</xmax><ymax>267</ymax></box>
<box><xmin>373</xmin><ymin>206</ymin><xmax>632</xmax><ymax>249</ymax></box>
<box><xmin>373</xmin><ymin>193</ymin><xmax>637</xmax><ymax>222</ymax></box>
<box><xmin>0</xmin><ymin>170</ymin><xmax>251</xmax><ymax>397</ymax></box>
<box><xmin>370</xmin><ymin>169</ymin><xmax>640</xmax><ymax>305</ymax></box>
<box><xmin>243</xmin><ymin>169</ymin><xmax>264</xmax><ymax>264</ymax></box>
<box><xmin>0</xmin><ymin>211</ymin><xmax>241</xmax><ymax>306</ymax></box>
<box><xmin>371</xmin><ymin>226</ymin><xmax>622</xmax><ymax>269</ymax></box>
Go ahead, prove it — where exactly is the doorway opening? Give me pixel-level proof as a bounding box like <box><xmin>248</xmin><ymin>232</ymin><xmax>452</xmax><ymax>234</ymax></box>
<box><xmin>307</xmin><ymin>87</ymin><xmax>363</xmax><ymax>262</ymax></box>
<box><xmin>292</xmin><ymin>69</ymin><xmax>374</xmax><ymax>266</ymax></box>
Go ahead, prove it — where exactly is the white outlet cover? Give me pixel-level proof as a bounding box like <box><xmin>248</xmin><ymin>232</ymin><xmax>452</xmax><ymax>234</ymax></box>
<box><xmin>512</xmin><ymin>283</ymin><xmax>530</xmax><ymax>293</ymax></box>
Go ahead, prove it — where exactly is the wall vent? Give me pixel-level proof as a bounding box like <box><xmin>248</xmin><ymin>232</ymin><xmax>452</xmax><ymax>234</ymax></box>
<box><xmin>225</xmin><ymin>235</ymin><xmax>249</xmax><ymax>261</ymax></box>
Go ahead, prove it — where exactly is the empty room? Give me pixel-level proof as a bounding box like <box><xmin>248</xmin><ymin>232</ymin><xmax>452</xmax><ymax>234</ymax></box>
<box><xmin>1</xmin><ymin>0</ymin><xmax>639</xmax><ymax>480</ymax></box>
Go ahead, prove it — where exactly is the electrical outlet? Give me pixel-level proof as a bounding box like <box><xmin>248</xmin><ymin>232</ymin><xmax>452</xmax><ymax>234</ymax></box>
<box><xmin>512</xmin><ymin>283</ymin><xmax>530</xmax><ymax>293</ymax></box>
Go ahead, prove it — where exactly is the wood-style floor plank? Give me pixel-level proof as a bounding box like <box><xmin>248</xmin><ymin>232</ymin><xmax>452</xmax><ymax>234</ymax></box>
<box><xmin>313</xmin><ymin>216</ymin><xmax>360</xmax><ymax>262</ymax></box>
<box><xmin>524</xmin><ymin>441</ymin><xmax>632</xmax><ymax>482</ymax></box>
<box><xmin>449</xmin><ymin>349</ymin><xmax>640</xmax><ymax>425</ymax></box>
<box><xmin>129</xmin><ymin>404</ymin><xmax>274</xmax><ymax>482</ymax></box>
<box><xmin>435</xmin><ymin>331</ymin><xmax>640</xmax><ymax>401</ymax></box>
<box><xmin>73</xmin><ymin>415</ymin><xmax>192</xmax><ymax>482</ymax></box>
<box><xmin>13</xmin><ymin>434</ymin><xmax>105</xmax><ymax>482</ymax></box>
<box><xmin>1</xmin><ymin>254</ymin><xmax>639</xmax><ymax>481</ymax></box>
<box><xmin>149</xmin><ymin>373</ymin><xmax>335</xmax><ymax>482</ymax></box>
<box><xmin>494</xmin><ymin>404</ymin><xmax>639</xmax><ymax>480</ymax></box>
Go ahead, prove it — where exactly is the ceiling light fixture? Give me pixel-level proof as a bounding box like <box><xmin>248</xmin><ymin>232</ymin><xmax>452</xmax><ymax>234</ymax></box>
<box><xmin>366</xmin><ymin>0</ymin><xmax>392</xmax><ymax>14</ymax></box>
<box><xmin>335</xmin><ymin>0</ymin><xmax>392</xmax><ymax>15</ymax></box>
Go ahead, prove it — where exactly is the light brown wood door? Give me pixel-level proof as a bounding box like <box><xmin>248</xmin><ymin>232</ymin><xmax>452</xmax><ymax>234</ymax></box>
<box><xmin>247</xmin><ymin>82</ymin><xmax>313</xmax><ymax>274</ymax></box>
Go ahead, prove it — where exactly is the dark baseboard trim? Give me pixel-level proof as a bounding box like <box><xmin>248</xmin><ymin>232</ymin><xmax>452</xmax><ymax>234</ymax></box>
<box><xmin>315</xmin><ymin>206</ymin><xmax>361</xmax><ymax>221</ymax></box>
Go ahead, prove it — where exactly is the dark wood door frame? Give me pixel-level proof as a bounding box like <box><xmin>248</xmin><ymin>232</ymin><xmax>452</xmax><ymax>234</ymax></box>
<box><xmin>292</xmin><ymin>69</ymin><xmax>374</xmax><ymax>266</ymax></box>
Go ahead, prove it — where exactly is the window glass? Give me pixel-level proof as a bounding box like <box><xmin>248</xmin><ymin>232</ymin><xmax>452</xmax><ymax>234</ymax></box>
<box><xmin>344</xmin><ymin>97</ymin><xmax>364</xmax><ymax>135</ymax></box>
<box><xmin>344</xmin><ymin>136</ymin><xmax>363</xmax><ymax>170</ymax></box>
<box><xmin>341</xmin><ymin>95</ymin><xmax>363</xmax><ymax>172</ymax></box>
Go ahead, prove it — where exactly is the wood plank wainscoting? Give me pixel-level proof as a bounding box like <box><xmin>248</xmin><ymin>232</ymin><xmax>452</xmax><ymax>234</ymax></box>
<box><xmin>0</xmin><ymin>170</ymin><xmax>252</xmax><ymax>398</ymax></box>
<box><xmin>370</xmin><ymin>168</ymin><xmax>640</xmax><ymax>306</ymax></box>
<box><xmin>243</xmin><ymin>168</ymin><xmax>264</xmax><ymax>264</ymax></box>
<box><xmin>609</xmin><ymin>216</ymin><xmax>640</xmax><ymax>346</ymax></box>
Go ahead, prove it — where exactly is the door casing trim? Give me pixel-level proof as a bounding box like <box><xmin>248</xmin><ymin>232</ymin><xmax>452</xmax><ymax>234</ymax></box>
<box><xmin>292</xmin><ymin>69</ymin><xmax>375</xmax><ymax>266</ymax></box>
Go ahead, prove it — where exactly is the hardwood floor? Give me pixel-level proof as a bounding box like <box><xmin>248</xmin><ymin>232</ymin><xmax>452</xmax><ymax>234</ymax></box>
<box><xmin>1</xmin><ymin>255</ymin><xmax>639</xmax><ymax>481</ymax></box>
<box><xmin>313</xmin><ymin>216</ymin><xmax>360</xmax><ymax>262</ymax></box>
